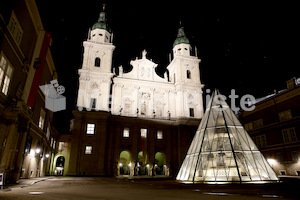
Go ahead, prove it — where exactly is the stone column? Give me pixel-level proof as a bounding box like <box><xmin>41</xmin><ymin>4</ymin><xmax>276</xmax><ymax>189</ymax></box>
<box><xmin>10</xmin><ymin>125</ymin><xmax>29</xmax><ymax>183</ymax></box>
<box><xmin>150</xmin><ymin>88</ymin><xmax>155</xmax><ymax>118</ymax></box>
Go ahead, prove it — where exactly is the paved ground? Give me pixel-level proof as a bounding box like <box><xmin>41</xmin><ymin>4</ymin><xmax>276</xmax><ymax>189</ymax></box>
<box><xmin>0</xmin><ymin>176</ymin><xmax>299</xmax><ymax>200</ymax></box>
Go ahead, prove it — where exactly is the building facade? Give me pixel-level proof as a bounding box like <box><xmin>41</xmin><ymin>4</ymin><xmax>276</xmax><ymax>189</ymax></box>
<box><xmin>239</xmin><ymin>78</ymin><xmax>300</xmax><ymax>176</ymax></box>
<box><xmin>66</xmin><ymin>7</ymin><xmax>204</xmax><ymax>177</ymax></box>
<box><xmin>0</xmin><ymin>0</ymin><xmax>59</xmax><ymax>184</ymax></box>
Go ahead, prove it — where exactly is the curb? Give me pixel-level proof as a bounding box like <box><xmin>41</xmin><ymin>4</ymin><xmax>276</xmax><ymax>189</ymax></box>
<box><xmin>2</xmin><ymin>177</ymin><xmax>53</xmax><ymax>191</ymax></box>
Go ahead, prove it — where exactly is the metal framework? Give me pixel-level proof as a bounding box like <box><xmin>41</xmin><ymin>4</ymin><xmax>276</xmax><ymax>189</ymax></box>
<box><xmin>176</xmin><ymin>90</ymin><xmax>278</xmax><ymax>182</ymax></box>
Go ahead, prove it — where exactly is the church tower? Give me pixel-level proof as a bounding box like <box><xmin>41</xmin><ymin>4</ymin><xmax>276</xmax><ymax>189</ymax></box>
<box><xmin>77</xmin><ymin>5</ymin><xmax>115</xmax><ymax>111</ymax></box>
<box><xmin>167</xmin><ymin>24</ymin><xmax>204</xmax><ymax>118</ymax></box>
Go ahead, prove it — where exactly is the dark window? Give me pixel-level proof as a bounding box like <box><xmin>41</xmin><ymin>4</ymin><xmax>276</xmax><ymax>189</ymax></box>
<box><xmin>280</xmin><ymin>171</ymin><xmax>286</xmax><ymax>175</ymax></box>
<box><xmin>99</xmin><ymin>33</ymin><xmax>103</xmax><ymax>36</ymax></box>
<box><xmin>187</xmin><ymin>70</ymin><xmax>191</xmax><ymax>79</ymax></box>
<box><xmin>292</xmin><ymin>151</ymin><xmax>298</xmax><ymax>162</ymax></box>
<box><xmin>276</xmin><ymin>152</ymin><xmax>283</xmax><ymax>162</ymax></box>
<box><xmin>24</xmin><ymin>135</ymin><xmax>32</xmax><ymax>154</ymax></box>
<box><xmin>189</xmin><ymin>108</ymin><xmax>194</xmax><ymax>117</ymax></box>
<box><xmin>90</xmin><ymin>98</ymin><xmax>96</xmax><ymax>109</ymax></box>
<box><xmin>95</xmin><ymin>57</ymin><xmax>101</xmax><ymax>67</ymax></box>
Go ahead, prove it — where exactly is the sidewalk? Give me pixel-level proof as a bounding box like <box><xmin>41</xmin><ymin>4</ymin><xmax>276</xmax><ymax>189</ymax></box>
<box><xmin>2</xmin><ymin>176</ymin><xmax>54</xmax><ymax>191</ymax></box>
<box><xmin>116</xmin><ymin>175</ymin><xmax>173</xmax><ymax>180</ymax></box>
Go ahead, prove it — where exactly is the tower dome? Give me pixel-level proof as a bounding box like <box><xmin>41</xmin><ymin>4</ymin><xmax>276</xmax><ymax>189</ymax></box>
<box><xmin>92</xmin><ymin>4</ymin><xmax>111</xmax><ymax>32</ymax></box>
<box><xmin>173</xmin><ymin>27</ymin><xmax>190</xmax><ymax>47</ymax></box>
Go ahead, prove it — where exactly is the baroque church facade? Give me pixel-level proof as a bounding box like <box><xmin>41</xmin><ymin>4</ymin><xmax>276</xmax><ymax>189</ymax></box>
<box><xmin>63</xmin><ymin>7</ymin><xmax>204</xmax><ymax>177</ymax></box>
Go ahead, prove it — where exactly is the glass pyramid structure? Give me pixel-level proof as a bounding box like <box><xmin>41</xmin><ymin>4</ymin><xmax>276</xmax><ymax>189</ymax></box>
<box><xmin>176</xmin><ymin>90</ymin><xmax>278</xmax><ymax>182</ymax></box>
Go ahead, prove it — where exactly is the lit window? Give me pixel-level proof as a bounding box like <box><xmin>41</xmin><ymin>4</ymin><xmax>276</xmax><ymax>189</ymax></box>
<box><xmin>157</xmin><ymin>130</ymin><xmax>163</xmax><ymax>140</ymax></box>
<box><xmin>58</xmin><ymin>142</ymin><xmax>64</xmax><ymax>152</ymax></box>
<box><xmin>53</xmin><ymin>140</ymin><xmax>56</xmax><ymax>150</ymax></box>
<box><xmin>123</xmin><ymin>127</ymin><xmax>130</xmax><ymax>138</ymax></box>
<box><xmin>46</xmin><ymin>124</ymin><xmax>50</xmax><ymax>140</ymax></box>
<box><xmin>38</xmin><ymin>108</ymin><xmax>46</xmax><ymax>129</ymax></box>
<box><xmin>141</xmin><ymin>129</ymin><xmax>147</xmax><ymax>138</ymax></box>
<box><xmin>86</xmin><ymin>123</ymin><xmax>95</xmax><ymax>134</ymax></box>
<box><xmin>189</xmin><ymin>108</ymin><xmax>194</xmax><ymax>117</ymax></box>
<box><xmin>85</xmin><ymin>145</ymin><xmax>92</xmax><ymax>154</ymax></box>
<box><xmin>0</xmin><ymin>54</ymin><xmax>13</xmax><ymax>95</ymax></box>
<box><xmin>278</xmin><ymin>110</ymin><xmax>292</xmax><ymax>122</ymax></box>
<box><xmin>8</xmin><ymin>12</ymin><xmax>23</xmax><ymax>44</ymax></box>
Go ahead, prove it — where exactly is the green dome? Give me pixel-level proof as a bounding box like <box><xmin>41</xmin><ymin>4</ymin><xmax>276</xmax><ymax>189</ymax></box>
<box><xmin>173</xmin><ymin>27</ymin><xmax>190</xmax><ymax>47</ymax></box>
<box><xmin>92</xmin><ymin>21</ymin><xmax>111</xmax><ymax>32</ymax></box>
<box><xmin>91</xmin><ymin>10</ymin><xmax>111</xmax><ymax>32</ymax></box>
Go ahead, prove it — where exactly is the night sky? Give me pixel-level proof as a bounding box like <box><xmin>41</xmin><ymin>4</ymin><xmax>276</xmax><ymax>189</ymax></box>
<box><xmin>35</xmin><ymin>1</ymin><xmax>299</xmax><ymax>133</ymax></box>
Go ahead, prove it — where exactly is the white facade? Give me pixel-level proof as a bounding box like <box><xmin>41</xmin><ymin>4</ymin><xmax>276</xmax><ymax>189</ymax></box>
<box><xmin>76</xmin><ymin>9</ymin><xmax>204</xmax><ymax>119</ymax></box>
<box><xmin>77</xmin><ymin>18</ymin><xmax>115</xmax><ymax>112</ymax></box>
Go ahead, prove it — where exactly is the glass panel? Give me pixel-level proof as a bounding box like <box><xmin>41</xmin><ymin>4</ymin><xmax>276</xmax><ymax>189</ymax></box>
<box><xmin>177</xmin><ymin>90</ymin><xmax>278</xmax><ymax>182</ymax></box>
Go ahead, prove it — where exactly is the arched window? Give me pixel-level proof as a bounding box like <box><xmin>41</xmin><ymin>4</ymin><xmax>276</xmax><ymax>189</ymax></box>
<box><xmin>187</xmin><ymin>70</ymin><xmax>191</xmax><ymax>79</ymax></box>
<box><xmin>95</xmin><ymin>57</ymin><xmax>100</xmax><ymax>67</ymax></box>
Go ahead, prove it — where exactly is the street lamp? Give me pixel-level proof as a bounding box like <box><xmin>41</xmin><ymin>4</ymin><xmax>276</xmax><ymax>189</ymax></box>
<box><xmin>36</xmin><ymin>148</ymin><xmax>41</xmax><ymax>154</ymax></box>
<box><xmin>267</xmin><ymin>159</ymin><xmax>277</xmax><ymax>167</ymax></box>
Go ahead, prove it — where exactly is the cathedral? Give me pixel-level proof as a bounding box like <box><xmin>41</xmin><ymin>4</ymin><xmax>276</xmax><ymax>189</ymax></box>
<box><xmin>61</xmin><ymin>6</ymin><xmax>204</xmax><ymax>177</ymax></box>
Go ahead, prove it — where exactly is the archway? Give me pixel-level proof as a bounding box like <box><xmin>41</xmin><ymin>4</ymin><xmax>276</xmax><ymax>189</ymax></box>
<box><xmin>119</xmin><ymin>150</ymin><xmax>131</xmax><ymax>175</ymax></box>
<box><xmin>55</xmin><ymin>156</ymin><xmax>65</xmax><ymax>176</ymax></box>
<box><xmin>138</xmin><ymin>151</ymin><xmax>148</xmax><ymax>175</ymax></box>
<box><xmin>155</xmin><ymin>152</ymin><xmax>165</xmax><ymax>175</ymax></box>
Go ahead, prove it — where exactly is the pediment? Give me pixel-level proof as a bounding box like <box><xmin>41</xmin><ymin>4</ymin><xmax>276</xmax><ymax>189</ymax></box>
<box><xmin>121</xmin><ymin>57</ymin><xmax>167</xmax><ymax>82</ymax></box>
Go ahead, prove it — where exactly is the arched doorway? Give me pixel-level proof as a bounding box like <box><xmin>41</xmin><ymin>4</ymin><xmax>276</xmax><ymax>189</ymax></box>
<box><xmin>138</xmin><ymin>151</ymin><xmax>148</xmax><ymax>175</ymax></box>
<box><xmin>119</xmin><ymin>151</ymin><xmax>131</xmax><ymax>175</ymax></box>
<box><xmin>55</xmin><ymin>156</ymin><xmax>65</xmax><ymax>176</ymax></box>
<box><xmin>155</xmin><ymin>152</ymin><xmax>165</xmax><ymax>175</ymax></box>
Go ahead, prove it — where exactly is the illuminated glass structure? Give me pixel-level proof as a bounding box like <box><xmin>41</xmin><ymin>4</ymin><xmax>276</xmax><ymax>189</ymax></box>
<box><xmin>176</xmin><ymin>90</ymin><xmax>278</xmax><ymax>182</ymax></box>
